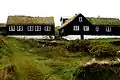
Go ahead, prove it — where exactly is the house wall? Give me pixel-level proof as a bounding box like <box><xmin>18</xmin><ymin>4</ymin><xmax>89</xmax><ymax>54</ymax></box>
<box><xmin>6</xmin><ymin>24</ymin><xmax>55</xmax><ymax>35</ymax></box>
<box><xmin>59</xmin><ymin>14</ymin><xmax>120</xmax><ymax>36</ymax></box>
<box><xmin>0</xmin><ymin>27</ymin><xmax>7</xmax><ymax>35</ymax></box>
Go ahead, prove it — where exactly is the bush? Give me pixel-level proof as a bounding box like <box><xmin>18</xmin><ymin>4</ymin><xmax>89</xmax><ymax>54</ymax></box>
<box><xmin>109</xmin><ymin>40</ymin><xmax>120</xmax><ymax>46</ymax></box>
<box><xmin>0</xmin><ymin>39</ymin><xmax>13</xmax><ymax>58</ymax></box>
<box><xmin>73</xmin><ymin>63</ymin><xmax>120</xmax><ymax>80</ymax></box>
<box><xmin>89</xmin><ymin>43</ymin><xmax>118</xmax><ymax>58</ymax></box>
<box><xmin>23</xmin><ymin>39</ymin><xmax>41</xmax><ymax>48</ymax></box>
<box><xmin>65</xmin><ymin>40</ymin><xmax>91</xmax><ymax>53</ymax></box>
<box><xmin>24</xmin><ymin>64</ymin><xmax>45</xmax><ymax>80</ymax></box>
<box><xmin>0</xmin><ymin>64</ymin><xmax>18</xmax><ymax>80</ymax></box>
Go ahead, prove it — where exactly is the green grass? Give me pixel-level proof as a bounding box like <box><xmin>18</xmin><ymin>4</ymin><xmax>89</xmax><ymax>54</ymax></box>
<box><xmin>0</xmin><ymin>37</ymin><xmax>91</xmax><ymax>80</ymax></box>
<box><xmin>0</xmin><ymin>37</ymin><xmax>120</xmax><ymax>80</ymax></box>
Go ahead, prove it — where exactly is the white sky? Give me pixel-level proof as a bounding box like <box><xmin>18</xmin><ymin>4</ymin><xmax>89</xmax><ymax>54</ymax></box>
<box><xmin>0</xmin><ymin>0</ymin><xmax>120</xmax><ymax>26</ymax></box>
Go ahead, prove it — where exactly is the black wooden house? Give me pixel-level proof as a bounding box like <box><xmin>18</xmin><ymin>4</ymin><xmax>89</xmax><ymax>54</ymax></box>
<box><xmin>6</xmin><ymin>15</ymin><xmax>55</xmax><ymax>35</ymax></box>
<box><xmin>0</xmin><ymin>23</ymin><xmax>6</xmax><ymax>35</ymax></box>
<box><xmin>59</xmin><ymin>13</ymin><xmax>120</xmax><ymax>39</ymax></box>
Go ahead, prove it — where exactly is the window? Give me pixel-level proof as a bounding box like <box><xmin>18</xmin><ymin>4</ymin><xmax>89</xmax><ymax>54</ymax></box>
<box><xmin>79</xmin><ymin>17</ymin><xmax>82</xmax><ymax>22</ymax></box>
<box><xmin>106</xmin><ymin>27</ymin><xmax>111</xmax><ymax>32</ymax></box>
<box><xmin>9</xmin><ymin>26</ymin><xmax>15</xmax><ymax>31</ymax></box>
<box><xmin>17</xmin><ymin>26</ymin><xmax>23</xmax><ymax>31</ymax></box>
<box><xmin>83</xmin><ymin>26</ymin><xmax>89</xmax><ymax>31</ymax></box>
<box><xmin>27</xmin><ymin>26</ymin><xmax>34</xmax><ymax>31</ymax></box>
<box><xmin>44</xmin><ymin>26</ymin><xmax>51</xmax><ymax>31</ymax></box>
<box><xmin>73</xmin><ymin>26</ymin><xmax>79</xmax><ymax>31</ymax></box>
<box><xmin>35</xmin><ymin>26</ymin><xmax>41</xmax><ymax>31</ymax></box>
<box><xmin>62</xmin><ymin>29</ymin><xmax>64</xmax><ymax>33</ymax></box>
<box><xmin>95</xmin><ymin>26</ymin><xmax>99</xmax><ymax>32</ymax></box>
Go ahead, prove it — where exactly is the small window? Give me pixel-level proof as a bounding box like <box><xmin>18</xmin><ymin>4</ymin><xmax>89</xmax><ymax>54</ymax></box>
<box><xmin>106</xmin><ymin>27</ymin><xmax>111</xmax><ymax>32</ymax></box>
<box><xmin>79</xmin><ymin>17</ymin><xmax>82</xmax><ymax>22</ymax></box>
<box><xmin>27</xmin><ymin>26</ymin><xmax>34</xmax><ymax>31</ymax></box>
<box><xmin>95</xmin><ymin>26</ymin><xmax>99</xmax><ymax>32</ymax></box>
<box><xmin>83</xmin><ymin>26</ymin><xmax>89</xmax><ymax>31</ymax></box>
<box><xmin>35</xmin><ymin>26</ymin><xmax>41</xmax><ymax>31</ymax></box>
<box><xmin>44</xmin><ymin>26</ymin><xmax>51</xmax><ymax>31</ymax></box>
<box><xmin>9</xmin><ymin>26</ymin><xmax>15</xmax><ymax>31</ymax></box>
<box><xmin>73</xmin><ymin>26</ymin><xmax>79</xmax><ymax>31</ymax></box>
<box><xmin>61</xmin><ymin>29</ymin><xmax>64</xmax><ymax>33</ymax></box>
<box><xmin>17</xmin><ymin>26</ymin><xmax>23</xmax><ymax>31</ymax></box>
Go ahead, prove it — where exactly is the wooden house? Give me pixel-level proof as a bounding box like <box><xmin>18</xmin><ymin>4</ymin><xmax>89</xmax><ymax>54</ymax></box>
<box><xmin>6</xmin><ymin>15</ymin><xmax>55</xmax><ymax>35</ymax></box>
<box><xmin>0</xmin><ymin>23</ymin><xmax>6</xmax><ymax>35</ymax></box>
<box><xmin>58</xmin><ymin>13</ymin><xmax>120</xmax><ymax>39</ymax></box>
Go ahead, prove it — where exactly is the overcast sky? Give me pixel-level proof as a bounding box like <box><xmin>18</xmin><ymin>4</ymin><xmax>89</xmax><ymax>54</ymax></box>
<box><xmin>0</xmin><ymin>0</ymin><xmax>120</xmax><ymax>26</ymax></box>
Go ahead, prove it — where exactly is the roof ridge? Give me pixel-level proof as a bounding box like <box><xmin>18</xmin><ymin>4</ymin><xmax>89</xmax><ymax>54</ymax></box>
<box><xmin>87</xmin><ymin>17</ymin><xmax>119</xmax><ymax>20</ymax></box>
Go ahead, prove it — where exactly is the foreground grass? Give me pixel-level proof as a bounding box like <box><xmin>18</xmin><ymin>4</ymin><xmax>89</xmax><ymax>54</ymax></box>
<box><xmin>0</xmin><ymin>37</ymin><xmax>92</xmax><ymax>80</ymax></box>
<box><xmin>0</xmin><ymin>37</ymin><xmax>120</xmax><ymax>80</ymax></box>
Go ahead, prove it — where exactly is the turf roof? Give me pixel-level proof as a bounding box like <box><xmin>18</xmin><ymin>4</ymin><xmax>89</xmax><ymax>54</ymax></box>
<box><xmin>59</xmin><ymin>14</ymin><xmax>120</xmax><ymax>29</ymax></box>
<box><xmin>7</xmin><ymin>15</ymin><xmax>54</xmax><ymax>25</ymax></box>
<box><xmin>87</xmin><ymin>17</ymin><xmax>120</xmax><ymax>25</ymax></box>
<box><xmin>0</xmin><ymin>23</ymin><xmax>6</xmax><ymax>27</ymax></box>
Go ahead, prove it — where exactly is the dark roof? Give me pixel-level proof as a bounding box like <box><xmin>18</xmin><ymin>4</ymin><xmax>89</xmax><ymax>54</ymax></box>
<box><xmin>0</xmin><ymin>23</ymin><xmax>6</xmax><ymax>27</ymax></box>
<box><xmin>59</xmin><ymin>14</ymin><xmax>120</xmax><ymax>29</ymax></box>
<box><xmin>7</xmin><ymin>15</ymin><xmax>54</xmax><ymax>25</ymax></box>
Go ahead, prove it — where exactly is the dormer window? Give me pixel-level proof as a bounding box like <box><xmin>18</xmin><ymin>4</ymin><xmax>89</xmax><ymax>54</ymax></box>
<box><xmin>83</xmin><ymin>26</ymin><xmax>89</xmax><ymax>31</ymax></box>
<box><xmin>27</xmin><ymin>26</ymin><xmax>34</xmax><ymax>31</ymax></box>
<box><xmin>73</xmin><ymin>26</ymin><xmax>79</xmax><ymax>31</ymax></box>
<box><xmin>79</xmin><ymin>17</ymin><xmax>82</xmax><ymax>22</ymax></box>
<box><xmin>106</xmin><ymin>27</ymin><xmax>111</xmax><ymax>32</ymax></box>
<box><xmin>9</xmin><ymin>26</ymin><xmax>15</xmax><ymax>31</ymax></box>
<box><xmin>17</xmin><ymin>26</ymin><xmax>23</xmax><ymax>31</ymax></box>
<box><xmin>44</xmin><ymin>26</ymin><xmax>51</xmax><ymax>31</ymax></box>
<box><xmin>35</xmin><ymin>26</ymin><xmax>41</xmax><ymax>31</ymax></box>
<box><xmin>95</xmin><ymin>26</ymin><xmax>99</xmax><ymax>32</ymax></box>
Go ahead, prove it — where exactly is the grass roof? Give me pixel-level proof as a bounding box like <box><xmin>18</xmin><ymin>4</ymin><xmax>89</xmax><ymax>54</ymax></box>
<box><xmin>59</xmin><ymin>15</ymin><xmax>78</xmax><ymax>29</ymax></box>
<box><xmin>59</xmin><ymin>14</ymin><xmax>120</xmax><ymax>29</ymax></box>
<box><xmin>87</xmin><ymin>17</ymin><xmax>120</xmax><ymax>25</ymax></box>
<box><xmin>0</xmin><ymin>23</ymin><xmax>6</xmax><ymax>27</ymax></box>
<box><xmin>7</xmin><ymin>15</ymin><xmax>54</xmax><ymax>25</ymax></box>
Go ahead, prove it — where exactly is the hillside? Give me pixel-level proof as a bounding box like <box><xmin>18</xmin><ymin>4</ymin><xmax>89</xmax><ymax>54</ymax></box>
<box><xmin>0</xmin><ymin>37</ymin><xmax>120</xmax><ymax>80</ymax></box>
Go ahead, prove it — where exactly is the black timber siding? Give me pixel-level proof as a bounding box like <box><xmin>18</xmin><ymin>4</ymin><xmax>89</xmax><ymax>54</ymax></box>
<box><xmin>59</xmin><ymin>14</ymin><xmax>94</xmax><ymax>36</ymax></box>
<box><xmin>0</xmin><ymin>27</ymin><xmax>7</xmax><ymax>36</ymax></box>
<box><xmin>59</xmin><ymin>14</ymin><xmax>120</xmax><ymax>36</ymax></box>
<box><xmin>6</xmin><ymin>24</ymin><xmax>55</xmax><ymax>35</ymax></box>
<box><xmin>93</xmin><ymin>25</ymin><xmax>120</xmax><ymax>35</ymax></box>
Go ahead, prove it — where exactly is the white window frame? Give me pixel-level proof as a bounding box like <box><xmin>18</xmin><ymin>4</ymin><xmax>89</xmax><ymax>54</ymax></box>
<box><xmin>27</xmin><ymin>26</ymin><xmax>34</xmax><ymax>31</ymax></box>
<box><xmin>35</xmin><ymin>26</ymin><xmax>41</xmax><ymax>31</ymax></box>
<box><xmin>95</xmin><ymin>26</ymin><xmax>99</xmax><ymax>32</ymax></box>
<box><xmin>9</xmin><ymin>26</ymin><xmax>15</xmax><ymax>31</ymax></box>
<box><xmin>44</xmin><ymin>26</ymin><xmax>51</xmax><ymax>31</ymax></box>
<box><xmin>79</xmin><ymin>17</ymin><xmax>82</xmax><ymax>22</ymax></box>
<box><xmin>83</xmin><ymin>26</ymin><xmax>89</xmax><ymax>31</ymax></box>
<box><xmin>106</xmin><ymin>27</ymin><xmax>111</xmax><ymax>32</ymax></box>
<box><xmin>73</xmin><ymin>26</ymin><xmax>79</xmax><ymax>31</ymax></box>
<box><xmin>17</xmin><ymin>26</ymin><xmax>23</xmax><ymax>31</ymax></box>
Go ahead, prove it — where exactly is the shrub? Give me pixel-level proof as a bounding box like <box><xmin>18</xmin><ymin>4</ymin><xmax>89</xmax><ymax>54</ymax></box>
<box><xmin>0</xmin><ymin>64</ymin><xmax>18</xmax><ymax>80</ymax></box>
<box><xmin>73</xmin><ymin>63</ymin><xmax>120</xmax><ymax>80</ymax></box>
<box><xmin>24</xmin><ymin>64</ymin><xmax>45</xmax><ymax>80</ymax></box>
<box><xmin>89</xmin><ymin>43</ymin><xmax>118</xmax><ymax>58</ymax></box>
<box><xmin>23</xmin><ymin>39</ymin><xmax>41</xmax><ymax>48</ymax></box>
<box><xmin>109</xmin><ymin>40</ymin><xmax>120</xmax><ymax>46</ymax></box>
<box><xmin>0</xmin><ymin>39</ymin><xmax>13</xmax><ymax>58</ymax></box>
<box><xmin>65</xmin><ymin>40</ymin><xmax>91</xmax><ymax>53</ymax></box>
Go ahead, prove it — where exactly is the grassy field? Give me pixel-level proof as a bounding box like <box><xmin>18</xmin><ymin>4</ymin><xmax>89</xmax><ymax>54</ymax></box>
<box><xmin>0</xmin><ymin>37</ymin><xmax>120</xmax><ymax>80</ymax></box>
